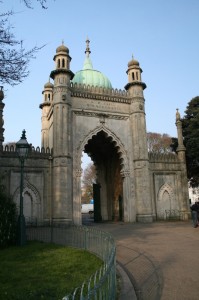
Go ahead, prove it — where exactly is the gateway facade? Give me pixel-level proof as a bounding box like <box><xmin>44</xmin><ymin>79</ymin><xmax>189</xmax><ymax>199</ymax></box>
<box><xmin>0</xmin><ymin>40</ymin><xmax>190</xmax><ymax>224</ymax></box>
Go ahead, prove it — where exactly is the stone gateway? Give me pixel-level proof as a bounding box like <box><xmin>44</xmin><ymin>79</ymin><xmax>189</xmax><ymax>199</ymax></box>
<box><xmin>0</xmin><ymin>39</ymin><xmax>190</xmax><ymax>225</ymax></box>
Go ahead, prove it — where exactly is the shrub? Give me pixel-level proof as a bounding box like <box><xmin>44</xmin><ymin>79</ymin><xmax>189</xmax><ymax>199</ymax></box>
<box><xmin>0</xmin><ymin>178</ymin><xmax>17</xmax><ymax>248</ymax></box>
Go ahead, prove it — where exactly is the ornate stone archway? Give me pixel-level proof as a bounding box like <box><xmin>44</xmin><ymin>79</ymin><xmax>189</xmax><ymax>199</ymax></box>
<box><xmin>73</xmin><ymin>125</ymin><xmax>135</xmax><ymax>224</ymax></box>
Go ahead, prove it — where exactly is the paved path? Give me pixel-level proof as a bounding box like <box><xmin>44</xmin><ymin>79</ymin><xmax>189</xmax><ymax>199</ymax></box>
<box><xmin>91</xmin><ymin>220</ymin><xmax>199</xmax><ymax>300</ymax></box>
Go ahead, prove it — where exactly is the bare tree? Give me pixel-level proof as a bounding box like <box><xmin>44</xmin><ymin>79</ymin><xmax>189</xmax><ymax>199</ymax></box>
<box><xmin>147</xmin><ymin>132</ymin><xmax>172</xmax><ymax>154</ymax></box>
<box><xmin>81</xmin><ymin>163</ymin><xmax>96</xmax><ymax>203</ymax></box>
<box><xmin>0</xmin><ymin>0</ymin><xmax>51</xmax><ymax>86</ymax></box>
<box><xmin>22</xmin><ymin>0</ymin><xmax>49</xmax><ymax>9</ymax></box>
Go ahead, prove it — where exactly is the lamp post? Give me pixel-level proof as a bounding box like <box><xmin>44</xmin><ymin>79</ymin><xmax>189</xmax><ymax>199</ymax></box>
<box><xmin>16</xmin><ymin>130</ymin><xmax>30</xmax><ymax>246</ymax></box>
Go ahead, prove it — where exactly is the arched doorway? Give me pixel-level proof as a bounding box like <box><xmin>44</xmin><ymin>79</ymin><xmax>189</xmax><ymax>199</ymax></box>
<box><xmin>73</xmin><ymin>126</ymin><xmax>134</xmax><ymax>225</ymax></box>
<box><xmin>84</xmin><ymin>131</ymin><xmax>123</xmax><ymax>221</ymax></box>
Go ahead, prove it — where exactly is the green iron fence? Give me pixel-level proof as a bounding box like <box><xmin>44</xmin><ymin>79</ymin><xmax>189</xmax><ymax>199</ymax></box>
<box><xmin>26</xmin><ymin>224</ymin><xmax>116</xmax><ymax>300</ymax></box>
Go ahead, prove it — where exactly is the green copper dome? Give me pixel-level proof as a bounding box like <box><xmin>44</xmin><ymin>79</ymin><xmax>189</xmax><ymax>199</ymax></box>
<box><xmin>72</xmin><ymin>39</ymin><xmax>112</xmax><ymax>89</ymax></box>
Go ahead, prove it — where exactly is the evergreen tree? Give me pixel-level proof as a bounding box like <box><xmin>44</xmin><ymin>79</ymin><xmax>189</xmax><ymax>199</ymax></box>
<box><xmin>182</xmin><ymin>96</ymin><xmax>199</xmax><ymax>187</ymax></box>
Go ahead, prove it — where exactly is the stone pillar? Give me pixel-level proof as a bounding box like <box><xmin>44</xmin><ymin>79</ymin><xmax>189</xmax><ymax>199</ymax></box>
<box><xmin>73</xmin><ymin>169</ymin><xmax>82</xmax><ymax>225</ymax></box>
<box><xmin>175</xmin><ymin>109</ymin><xmax>189</xmax><ymax>218</ymax></box>
<box><xmin>134</xmin><ymin>161</ymin><xmax>153</xmax><ymax>222</ymax></box>
<box><xmin>121</xmin><ymin>170</ymin><xmax>136</xmax><ymax>222</ymax></box>
<box><xmin>176</xmin><ymin>109</ymin><xmax>186</xmax><ymax>162</ymax></box>
<box><xmin>52</xmin><ymin>157</ymin><xmax>72</xmax><ymax>222</ymax></box>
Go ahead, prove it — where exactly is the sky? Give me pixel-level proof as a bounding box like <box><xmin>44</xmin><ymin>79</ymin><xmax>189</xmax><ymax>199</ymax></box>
<box><xmin>1</xmin><ymin>0</ymin><xmax>199</xmax><ymax>167</ymax></box>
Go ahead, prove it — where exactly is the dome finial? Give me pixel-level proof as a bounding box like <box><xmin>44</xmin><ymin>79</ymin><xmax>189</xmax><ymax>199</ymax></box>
<box><xmin>176</xmin><ymin>108</ymin><xmax>181</xmax><ymax>121</ymax></box>
<box><xmin>85</xmin><ymin>36</ymin><xmax>91</xmax><ymax>57</ymax></box>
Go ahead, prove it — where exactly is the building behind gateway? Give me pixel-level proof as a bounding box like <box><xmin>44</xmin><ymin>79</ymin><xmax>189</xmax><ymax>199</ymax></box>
<box><xmin>0</xmin><ymin>39</ymin><xmax>190</xmax><ymax>225</ymax></box>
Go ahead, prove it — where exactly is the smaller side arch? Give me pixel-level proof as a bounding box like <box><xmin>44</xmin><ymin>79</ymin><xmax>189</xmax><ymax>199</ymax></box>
<box><xmin>156</xmin><ymin>183</ymin><xmax>175</xmax><ymax>219</ymax></box>
<box><xmin>13</xmin><ymin>180</ymin><xmax>42</xmax><ymax>224</ymax></box>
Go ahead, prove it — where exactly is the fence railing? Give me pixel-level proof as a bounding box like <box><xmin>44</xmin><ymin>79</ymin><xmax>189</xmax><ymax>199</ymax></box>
<box><xmin>26</xmin><ymin>224</ymin><xmax>116</xmax><ymax>300</ymax></box>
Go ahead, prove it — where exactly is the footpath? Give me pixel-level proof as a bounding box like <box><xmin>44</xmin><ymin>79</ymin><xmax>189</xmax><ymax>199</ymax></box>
<box><xmin>92</xmin><ymin>221</ymin><xmax>199</xmax><ymax>300</ymax></box>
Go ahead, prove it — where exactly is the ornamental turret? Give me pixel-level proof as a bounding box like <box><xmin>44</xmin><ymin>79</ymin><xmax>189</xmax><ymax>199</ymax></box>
<box><xmin>124</xmin><ymin>55</ymin><xmax>148</xmax><ymax>159</ymax></box>
<box><xmin>125</xmin><ymin>55</ymin><xmax>152</xmax><ymax>222</ymax></box>
<box><xmin>49</xmin><ymin>42</ymin><xmax>74</xmax><ymax>155</ymax></box>
<box><xmin>124</xmin><ymin>55</ymin><xmax>146</xmax><ymax>95</ymax></box>
<box><xmin>39</xmin><ymin>80</ymin><xmax>54</xmax><ymax>148</ymax></box>
<box><xmin>50</xmin><ymin>42</ymin><xmax>74</xmax><ymax>85</ymax></box>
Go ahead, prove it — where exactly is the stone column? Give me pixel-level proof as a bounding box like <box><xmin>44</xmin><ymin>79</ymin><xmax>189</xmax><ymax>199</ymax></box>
<box><xmin>121</xmin><ymin>170</ymin><xmax>136</xmax><ymax>222</ymax></box>
<box><xmin>175</xmin><ymin>109</ymin><xmax>189</xmax><ymax>218</ymax></box>
<box><xmin>73</xmin><ymin>169</ymin><xmax>82</xmax><ymax>225</ymax></box>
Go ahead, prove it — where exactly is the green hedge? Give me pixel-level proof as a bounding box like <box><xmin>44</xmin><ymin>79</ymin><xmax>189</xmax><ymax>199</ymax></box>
<box><xmin>0</xmin><ymin>182</ymin><xmax>17</xmax><ymax>248</ymax></box>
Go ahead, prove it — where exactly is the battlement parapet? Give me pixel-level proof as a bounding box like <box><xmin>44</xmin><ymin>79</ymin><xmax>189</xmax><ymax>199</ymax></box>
<box><xmin>0</xmin><ymin>145</ymin><xmax>53</xmax><ymax>158</ymax></box>
<box><xmin>71</xmin><ymin>82</ymin><xmax>130</xmax><ymax>103</ymax></box>
<box><xmin>149</xmin><ymin>152</ymin><xmax>179</xmax><ymax>163</ymax></box>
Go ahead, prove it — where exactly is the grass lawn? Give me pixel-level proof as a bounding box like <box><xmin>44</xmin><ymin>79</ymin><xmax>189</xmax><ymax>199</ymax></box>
<box><xmin>0</xmin><ymin>241</ymin><xmax>103</xmax><ymax>300</ymax></box>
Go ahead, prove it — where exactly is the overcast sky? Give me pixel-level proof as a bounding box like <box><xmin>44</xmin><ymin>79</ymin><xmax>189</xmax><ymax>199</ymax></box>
<box><xmin>2</xmin><ymin>0</ymin><xmax>199</xmax><ymax>158</ymax></box>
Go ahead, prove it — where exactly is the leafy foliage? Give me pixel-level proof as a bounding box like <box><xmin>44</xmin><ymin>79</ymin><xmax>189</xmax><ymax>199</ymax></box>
<box><xmin>147</xmin><ymin>132</ymin><xmax>173</xmax><ymax>153</ymax></box>
<box><xmin>0</xmin><ymin>176</ymin><xmax>17</xmax><ymax>248</ymax></box>
<box><xmin>182</xmin><ymin>96</ymin><xmax>199</xmax><ymax>187</ymax></box>
<box><xmin>81</xmin><ymin>163</ymin><xmax>96</xmax><ymax>203</ymax></box>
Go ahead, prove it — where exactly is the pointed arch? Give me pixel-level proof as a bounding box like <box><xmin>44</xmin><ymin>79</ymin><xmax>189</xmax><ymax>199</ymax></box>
<box><xmin>158</xmin><ymin>183</ymin><xmax>174</xmax><ymax>203</ymax></box>
<box><xmin>74</xmin><ymin>125</ymin><xmax>129</xmax><ymax>173</ymax></box>
<box><xmin>156</xmin><ymin>183</ymin><xmax>175</xmax><ymax>219</ymax></box>
<box><xmin>13</xmin><ymin>180</ymin><xmax>42</xmax><ymax>222</ymax></box>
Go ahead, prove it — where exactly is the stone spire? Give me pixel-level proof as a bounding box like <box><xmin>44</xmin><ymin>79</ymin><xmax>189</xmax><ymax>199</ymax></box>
<box><xmin>175</xmin><ymin>108</ymin><xmax>186</xmax><ymax>162</ymax></box>
<box><xmin>0</xmin><ymin>87</ymin><xmax>5</xmax><ymax>150</ymax></box>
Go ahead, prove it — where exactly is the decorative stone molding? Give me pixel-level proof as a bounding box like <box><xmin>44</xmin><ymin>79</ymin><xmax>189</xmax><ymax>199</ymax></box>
<box><xmin>74</xmin><ymin>169</ymin><xmax>82</xmax><ymax>178</ymax></box>
<box><xmin>158</xmin><ymin>182</ymin><xmax>175</xmax><ymax>203</ymax></box>
<box><xmin>149</xmin><ymin>152</ymin><xmax>178</xmax><ymax>162</ymax></box>
<box><xmin>134</xmin><ymin>160</ymin><xmax>147</xmax><ymax>169</ymax></box>
<box><xmin>120</xmin><ymin>169</ymin><xmax>130</xmax><ymax>178</ymax></box>
<box><xmin>53</xmin><ymin>156</ymin><xmax>71</xmax><ymax>167</ymax></box>
<box><xmin>74</xmin><ymin>125</ymin><xmax>129</xmax><ymax>172</ymax></box>
<box><xmin>13</xmin><ymin>179</ymin><xmax>41</xmax><ymax>206</ymax></box>
<box><xmin>70</xmin><ymin>82</ymin><xmax>130</xmax><ymax>104</ymax></box>
<box><xmin>73</xmin><ymin>109</ymin><xmax>129</xmax><ymax>120</ymax></box>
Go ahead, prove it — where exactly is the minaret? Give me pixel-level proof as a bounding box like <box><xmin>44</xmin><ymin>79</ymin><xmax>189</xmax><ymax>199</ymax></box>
<box><xmin>49</xmin><ymin>42</ymin><xmax>74</xmax><ymax>223</ymax></box>
<box><xmin>175</xmin><ymin>108</ymin><xmax>186</xmax><ymax>162</ymax></box>
<box><xmin>50</xmin><ymin>42</ymin><xmax>74</xmax><ymax>155</ymax></box>
<box><xmin>125</xmin><ymin>55</ymin><xmax>153</xmax><ymax>222</ymax></box>
<box><xmin>39</xmin><ymin>79</ymin><xmax>53</xmax><ymax>149</ymax></box>
<box><xmin>0</xmin><ymin>87</ymin><xmax>5</xmax><ymax>150</ymax></box>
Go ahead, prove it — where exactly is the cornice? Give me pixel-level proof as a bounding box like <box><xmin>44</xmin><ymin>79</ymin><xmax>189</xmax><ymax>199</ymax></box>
<box><xmin>73</xmin><ymin>109</ymin><xmax>129</xmax><ymax>120</ymax></box>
